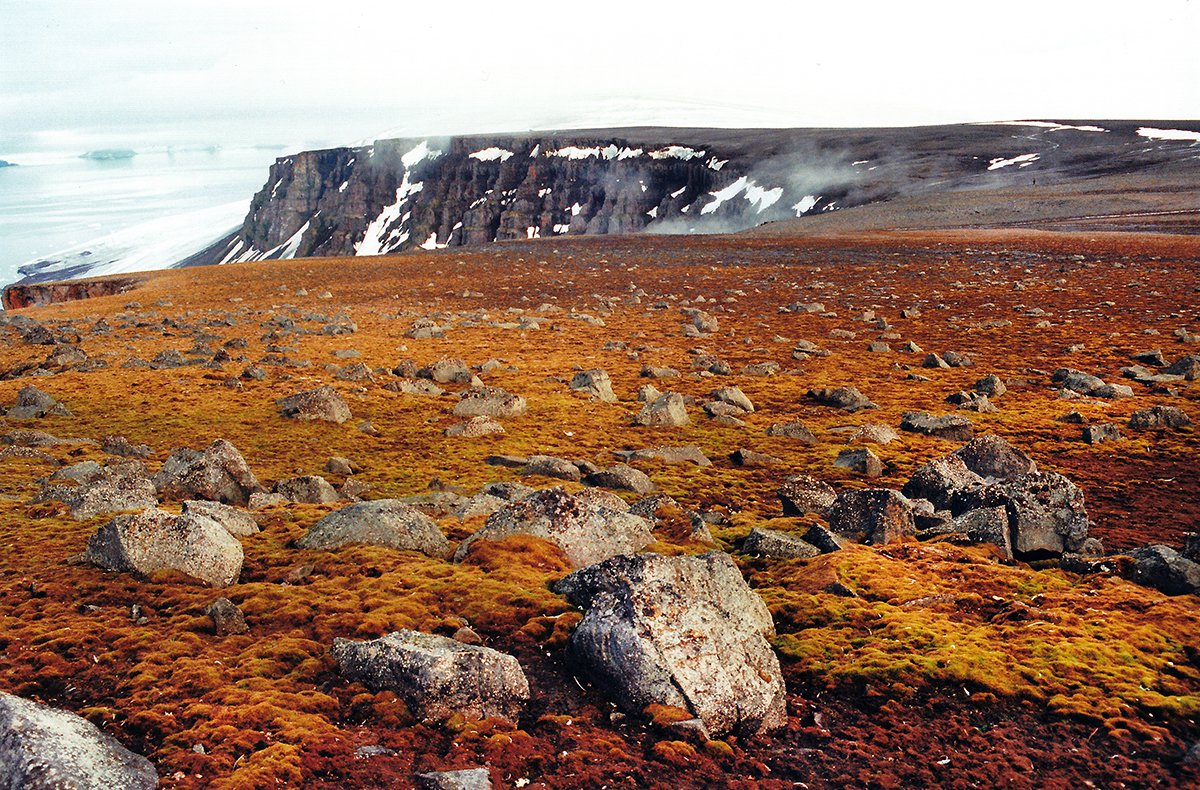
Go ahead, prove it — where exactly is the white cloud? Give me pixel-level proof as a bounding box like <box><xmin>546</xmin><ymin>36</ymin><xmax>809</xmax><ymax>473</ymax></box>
<box><xmin>4</xmin><ymin>0</ymin><xmax>1199</xmax><ymax>153</ymax></box>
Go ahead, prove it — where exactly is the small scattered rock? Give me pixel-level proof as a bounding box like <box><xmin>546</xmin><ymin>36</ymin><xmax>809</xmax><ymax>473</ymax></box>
<box><xmin>743</xmin><ymin>527</ymin><xmax>820</xmax><ymax>559</ymax></box>
<box><xmin>205</xmin><ymin>597</ymin><xmax>249</xmax><ymax>635</ymax></box>
<box><xmin>834</xmin><ymin>447</ymin><xmax>884</xmax><ymax>477</ymax></box>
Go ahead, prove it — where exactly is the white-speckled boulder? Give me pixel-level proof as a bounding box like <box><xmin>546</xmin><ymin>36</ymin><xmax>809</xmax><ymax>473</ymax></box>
<box><xmin>555</xmin><ymin>551</ymin><xmax>786</xmax><ymax>737</ymax></box>
<box><xmin>0</xmin><ymin>692</ymin><xmax>157</xmax><ymax>789</ymax></box>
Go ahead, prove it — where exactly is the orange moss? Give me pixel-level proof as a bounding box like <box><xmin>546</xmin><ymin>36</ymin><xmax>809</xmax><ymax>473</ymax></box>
<box><xmin>0</xmin><ymin>230</ymin><xmax>1196</xmax><ymax>786</ymax></box>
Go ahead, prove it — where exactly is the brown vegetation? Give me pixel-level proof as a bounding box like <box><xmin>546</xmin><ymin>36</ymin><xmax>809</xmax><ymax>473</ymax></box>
<box><xmin>0</xmin><ymin>229</ymin><xmax>1197</xmax><ymax>787</ymax></box>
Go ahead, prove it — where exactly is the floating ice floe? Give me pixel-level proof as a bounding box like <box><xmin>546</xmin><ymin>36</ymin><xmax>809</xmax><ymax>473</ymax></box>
<box><xmin>646</xmin><ymin>206</ymin><xmax>658</xmax><ymax>218</ymax></box>
<box><xmin>469</xmin><ymin>147</ymin><xmax>514</xmax><ymax>162</ymax></box>
<box><xmin>987</xmin><ymin>153</ymin><xmax>1040</xmax><ymax>171</ymax></box>
<box><xmin>1137</xmin><ymin>127</ymin><xmax>1200</xmax><ymax>143</ymax></box>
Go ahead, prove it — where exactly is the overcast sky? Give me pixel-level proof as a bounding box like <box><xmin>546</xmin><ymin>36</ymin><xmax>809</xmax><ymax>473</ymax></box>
<box><xmin>3</xmin><ymin>0</ymin><xmax>1198</xmax><ymax>153</ymax></box>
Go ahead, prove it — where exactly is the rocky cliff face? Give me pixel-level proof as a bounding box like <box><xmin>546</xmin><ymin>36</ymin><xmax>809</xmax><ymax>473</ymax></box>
<box><xmin>1</xmin><ymin>277</ymin><xmax>142</xmax><ymax>310</ymax></box>
<box><xmin>200</xmin><ymin>132</ymin><xmax>826</xmax><ymax>264</ymax></box>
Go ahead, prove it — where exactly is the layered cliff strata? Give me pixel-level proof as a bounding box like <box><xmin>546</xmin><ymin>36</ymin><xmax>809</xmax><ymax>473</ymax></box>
<box><xmin>199</xmin><ymin>132</ymin><xmax>840</xmax><ymax>264</ymax></box>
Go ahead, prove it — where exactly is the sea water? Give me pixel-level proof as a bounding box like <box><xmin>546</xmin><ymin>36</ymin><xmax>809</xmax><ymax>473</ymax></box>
<box><xmin>0</xmin><ymin>146</ymin><xmax>281</xmax><ymax>286</ymax></box>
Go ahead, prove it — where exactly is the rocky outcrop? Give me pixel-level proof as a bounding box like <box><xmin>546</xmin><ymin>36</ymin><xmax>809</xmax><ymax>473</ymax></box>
<box><xmin>1</xmin><ymin>277</ymin><xmax>142</xmax><ymax>310</ymax></box>
<box><xmin>903</xmin><ymin>436</ymin><xmax>1091</xmax><ymax>559</ymax></box>
<box><xmin>555</xmin><ymin>551</ymin><xmax>786</xmax><ymax>737</ymax></box>
<box><xmin>0</xmin><ymin>692</ymin><xmax>157</xmax><ymax>789</ymax></box>
<box><xmin>331</xmin><ymin>630</ymin><xmax>529</xmax><ymax>722</ymax></box>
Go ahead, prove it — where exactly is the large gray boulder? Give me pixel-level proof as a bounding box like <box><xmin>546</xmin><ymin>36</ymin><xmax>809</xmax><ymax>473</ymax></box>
<box><xmin>37</xmin><ymin>463</ymin><xmax>158</xmax><ymax>520</ymax></box>
<box><xmin>83</xmin><ymin>507</ymin><xmax>244</xmax><ymax>586</ymax></box>
<box><xmin>827</xmin><ymin>489</ymin><xmax>916</xmax><ymax>545</ymax></box>
<box><xmin>331</xmin><ymin>630</ymin><xmax>529</xmax><ymax>722</ymax></box>
<box><xmin>1124</xmin><ymin>545</ymin><xmax>1200</xmax><ymax>595</ymax></box>
<box><xmin>153</xmin><ymin>439</ymin><xmax>263</xmax><ymax>506</ymax></box>
<box><xmin>743</xmin><ymin>527</ymin><xmax>820</xmax><ymax>559</ymax></box>
<box><xmin>452</xmin><ymin>386</ymin><xmax>527</xmax><ymax>419</ymax></box>
<box><xmin>0</xmin><ymin>692</ymin><xmax>157</xmax><ymax>790</ymax></box>
<box><xmin>273</xmin><ymin>475</ymin><xmax>340</xmax><ymax>504</ymax></box>
<box><xmin>900</xmin><ymin>411</ymin><xmax>975</xmax><ymax>441</ymax></box>
<box><xmin>182</xmin><ymin>499</ymin><xmax>259</xmax><ymax>537</ymax></box>
<box><xmin>453</xmin><ymin>488</ymin><xmax>653</xmax><ymax>568</ymax></box>
<box><xmin>633</xmin><ymin>393</ymin><xmax>689</xmax><ymax>427</ymax></box>
<box><xmin>778</xmin><ymin>474</ymin><xmax>837</xmax><ymax>516</ymax></box>
<box><xmin>555</xmin><ymin>552</ymin><xmax>786</xmax><ymax>737</ymax></box>
<box><xmin>276</xmin><ymin>385</ymin><xmax>351</xmax><ymax>423</ymax></box>
<box><xmin>806</xmin><ymin>387</ymin><xmax>876</xmax><ymax>412</ymax></box>
<box><xmin>297</xmin><ymin>500</ymin><xmax>449</xmax><ymax>557</ymax></box>
<box><xmin>570</xmin><ymin>369</ymin><xmax>617</xmax><ymax>402</ymax></box>
<box><xmin>6</xmin><ymin>385</ymin><xmax>70</xmax><ymax>419</ymax></box>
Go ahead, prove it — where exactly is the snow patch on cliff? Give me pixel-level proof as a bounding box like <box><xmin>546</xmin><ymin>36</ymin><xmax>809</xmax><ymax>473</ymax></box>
<box><xmin>356</xmin><ymin>171</ymin><xmax>423</xmax><ymax>256</ymax></box>
<box><xmin>700</xmin><ymin>177</ymin><xmax>783</xmax><ymax>215</ymax></box>
<box><xmin>793</xmin><ymin>195</ymin><xmax>820</xmax><ymax>216</ymax></box>
<box><xmin>469</xmin><ymin>147</ymin><xmax>514</xmax><ymax>162</ymax></box>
